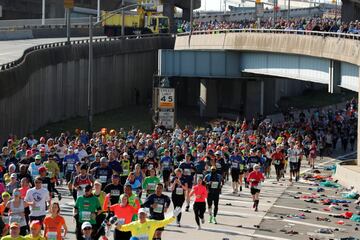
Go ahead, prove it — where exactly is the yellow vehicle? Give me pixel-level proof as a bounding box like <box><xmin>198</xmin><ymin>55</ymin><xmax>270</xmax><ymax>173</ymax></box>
<box><xmin>102</xmin><ymin>6</ymin><xmax>169</xmax><ymax>36</ymax></box>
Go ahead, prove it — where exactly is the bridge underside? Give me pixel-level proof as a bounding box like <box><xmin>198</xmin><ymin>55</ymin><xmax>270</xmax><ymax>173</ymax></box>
<box><xmin>159</xmin><ymin>49</ymin><xmax>360</xmax><ymax>93</ymax></box>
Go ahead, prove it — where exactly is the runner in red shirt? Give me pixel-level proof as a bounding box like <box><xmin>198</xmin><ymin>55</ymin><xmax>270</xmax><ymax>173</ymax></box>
<box><xmin>247</xmin><ymin>164</ymin><xmax>265</xmax><ymax>212</ymax></box>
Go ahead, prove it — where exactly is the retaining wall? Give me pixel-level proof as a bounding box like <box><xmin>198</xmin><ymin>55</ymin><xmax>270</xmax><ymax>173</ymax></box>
<box><xmin>0</xmin><ymin>36</ymin><xmax>175</xmax><ymax>141</ymax></box>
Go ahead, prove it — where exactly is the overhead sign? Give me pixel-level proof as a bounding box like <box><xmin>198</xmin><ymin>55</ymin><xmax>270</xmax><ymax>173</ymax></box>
<box><xmin>64</xmin><ymin>0</ymin><xmax>74</xmax><ymax>9</ymax></box>
<box><xmin>158</xmin><ymin>111</ymin><xmax>174</xmax><ymax>129</ymax></box>
<box><xmin>158</xmin><ymin>88</ymin><xmax>175</xmax><ymax>109</ymax></box>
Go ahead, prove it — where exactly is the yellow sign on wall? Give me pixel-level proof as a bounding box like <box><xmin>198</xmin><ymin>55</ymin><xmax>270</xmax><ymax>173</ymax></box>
<box><xmin>64</xmin><ymin>0</ymin><xmax>74</xmax><ymax>9</ymax></box>
<box><xmin>255</xmin><ymin>0</ymin><xmax>262</xmax><ymax>4</ymax></box>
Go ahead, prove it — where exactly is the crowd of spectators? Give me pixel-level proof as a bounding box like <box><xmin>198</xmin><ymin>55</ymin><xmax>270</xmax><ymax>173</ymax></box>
<box><xmin>177</xmin><ymin>17</ymin><xmax>360</xmax><ymax>34</ymax></box>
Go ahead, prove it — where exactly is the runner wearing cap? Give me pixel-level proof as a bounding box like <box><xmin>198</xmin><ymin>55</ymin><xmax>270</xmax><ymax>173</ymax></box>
<box><xmin>4</xmin><ymin>189</ymin><xmax>28</xmax><ymax>236</ymax></box>
<box><xmin>24</xmin><ymin>176</ymin><xmax>50</xmax><ymax>225</ymax></box>
<box><xmin>43</xmin><ymin>202</ymin><xmax>67</xmax><ymax>240</ymax></box>
<box><xmin>1</xmin><ymin>222</ymin><xmax>24</xmax><ymax>240</ymax></box>
<box><xmin>24</xmin><ymin>220</ymin><xmax>45</xmax><ymax>240</ymax></box>
<box><xmin>204</xmin><ymin>166</ymin><xmax>222</xmax><ymax>224</ymax></box>
<box><xmin>229</xmin><ymin>148</ymin><xmax>244</xmax><ymax>194</ymax></box>
<box><xmin>73</xmin><ymin>164</ymin><xmax>94</xmax><ymax>200</ymax></box>
<box><xmin>28</xmin><ymin>156</ymin><xmax>44</xmax><ymax>180</ymax></box>
<box><xmin>80</xmin><ymin>222</ymin><xmax>95</xmax><ymax>240</ymax></box>
<box><xmin>38</xmin><ymin>167</ymin><xmax>52</xmax><ymax>195</ymax></box>
<box><xmin>247</xmin><ymin>164</ymin><xmax>265</xmax><ymax>212</ymax></box>
<box><xmin>93</xmin><ymin>157</ymin><xmax>112</xmax><ymax>189</ymax></box>
<box><xmin>63</xmin><ymin>148</ymin><xmax>80</xmax><ymax>195</ymax></box>
<box><xmin>120</xmin><ymin>153</ymin><xmax>131</xmax><ymax>186</ymax></box>
<box><xmin>44</xmin><ymin>154</ymin><xmax>61</xmax><ymax>200</ymax></box>
<box><xmin>73</xmin><ymin>185</ymin><xmax>101</xmax><ymax>240</ymax></box>
<box><xmin>6</xmin><ymin>174</ymin><xmax>19</xmax><ymax>196</ymax></box>
<box><xmin>143</xmin><ymin>183</ymin><xmax>171</xmax><ymax>240</ymax></box>
<box><xmin>116</xmin><ymin>207</ymin><xmax>181</xmax><ymax>240</ymax></box>
<box><xmin>109</xmin><ymin>194</ymin><xmax>140</xmax><ymax>240</ymax></box>
<box><xmin>103</xmin><ymin>174</ymin><xmax>123</xmax><ymax>206</ymax></box>
<box><xmin>89</xmin><ymin>153</ymin><xmax>101</xmax><ymax>172</ymax></box>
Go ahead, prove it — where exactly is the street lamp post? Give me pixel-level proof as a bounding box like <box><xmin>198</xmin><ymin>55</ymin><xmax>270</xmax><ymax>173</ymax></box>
<box><xmin>97</xmin><ymin>0</ymin><xmax>101</xmax><ymax>22</ymax></box>
<box><xmin>287</xmin><ymin>0</ymin><xmax>290</xmax><ymax>20</ymax></box>
<box><xmin>87</xmin><ymin>3</ymin><xmax>149</xmax><ymax>132</ymax></box>
<box><xmin>42</xmin><ymin>0</ymin><xmax>46</xmax><ymax>25</ymax></box>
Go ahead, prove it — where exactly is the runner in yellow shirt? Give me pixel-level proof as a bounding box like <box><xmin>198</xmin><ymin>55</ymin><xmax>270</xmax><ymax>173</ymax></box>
<box><xmin>116</xmin><ymin>207</ymin><xmax>181</xmax><ymax>240</ymax></box>
<box><xmin>1</xmin><ymin>222</ymin><xmax>25</xmax><ymax>240</ymax></box>
<box><xmin>24</xmin><ymin>221</ymin><xmax>45</xmax><ymax>240</ymax></box>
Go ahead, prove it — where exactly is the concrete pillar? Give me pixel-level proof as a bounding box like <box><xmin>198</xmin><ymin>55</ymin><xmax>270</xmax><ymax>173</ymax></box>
<box><xmin>245</xmin><ymin>79</ymin><xmax>262</xmax><ymax>119</ymax></box>
<box><xmin>329</xmin><ymin>60</ymin><xmax>341</xmax><ymax>93</ymax></box>
<box><xmin>342</xmin><ymin>0</ymin><xmax>360</xmax><ymax>22</ymax></box>
<box><xmin>358</xmin><ymin>67</ymin><xmax>360</xmax><ymax>166</ymax></box>
<box><xmin>200</xmin><ymin>79</ymin><xmax>218</xmax><ymax>118</ymax></box>
<box><xmin>163</xmin><ymin>2</ymin><xmax>176</xmax><ymax>33</ymax></box>
<box><xmin>182</xmin><ymin>8</ymin><xmax>191</xmax><ymax>21</ymax></box>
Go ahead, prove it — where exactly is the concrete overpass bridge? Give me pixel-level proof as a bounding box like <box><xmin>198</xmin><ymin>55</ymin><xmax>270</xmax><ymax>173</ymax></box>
<box><xmin>158</xmin><ymin>29</ymin><xmax>360</xmax><ymax>189</ymax></box>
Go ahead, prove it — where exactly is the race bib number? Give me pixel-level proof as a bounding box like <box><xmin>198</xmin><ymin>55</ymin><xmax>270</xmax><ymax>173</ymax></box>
<box><xmin>48</xmin><ymin>171</ymin><xmax>53</xmax><ymax>177</ymax></box>
<box><xmin>274</xmin><ymin>160</ymin><xmax>280</xmax><ymax>165</ymax></box>
<box><xmin>184</xmin><ymin>169</ymin><xmax>191</xmax><ymax>176</ymax></box>
<box><xmin>33</xmin><ymin>204</ymin><xmax>41</xmax><ymax>211</ymax></box>
<box><xmin>67</xmin><ymin>163</ymin><xmax>74</xmax><ymax>171</ymax></box>
<box><xmin>99</xmin><ymin>175</ymin><xmax>107</xmax><ymax>183</ymax></box>
<box><xmin>47</xmin><ymin>231</ymin><xmax>57</xmax><ymax>240</ymax></box>
<box><xmin>231</xmin><ymin>162</ymin><xmax>239</xmax><ymax>168</ymax></box>
<box><xmin>123</xmin><ymin>169</ymin><xmax>129</xmax><ymax>175</ymax></box>
<box><xmin>81</xmin><ymin>211</ymin><xmax>91</xmax><ymax>221</ymax></box>
<box><xmin>42</xmin><ymin>183</ymin><xmax>48</xmax><ymax>189</ymax></box>
<box><xmin>154</xmin><ymin>204</ymin><xmax>163</xmax><ymax>213</ymax></box>
<box><xmin>211</xmin><ymin>182</ymin><xmax>219</xmax><ymax>189</ymax></box>
<box><xmin>2</xmin><ymin>216</ymin><xmax>9</xmax><ymax>224</ymax></box>
<box><xmin>216</xmin><ymin>163</ymin><xmax>221</xmax><ymax>169</ymax></box>
<box><xmin>117</xmin><ymin>218</ymin><xmax>125</xmax><ymax>225</ymax></box>
<box><xmin>111</xmin><ymin>190</ymin><xmax>120</xmax><ymax>196</ymax></box>
<box><xmin>289</xmin><ymin>156</ymin><xmax>297</xmax><ymax>163</ymax></box>
<box><xmin>176</xmin><ymin>187</ymin><xmax>184</xmax><ymax>195</ymax></box>
<box><xmin>163</xmin><ymin>162</ymin><xmax>169</xmax><ymax>167</ymax></box>
<box><xmin>10</xmin><ymin>215</ymin><xmax>22</xmax><ymax>224</ymax></box>
<box><xmin>137</xmin><ymin>235</ymin><xmax>148</xmax><ymax>240</ymax></box>
<box><xmin>148</xmin><ymin>183</ymin><xmax>156</xmax><ymax>191</ymax></box>
<box><xmin>254</xmin><ymin>183</ymin><xmax>262</xmax><ymax>190</ymax></box>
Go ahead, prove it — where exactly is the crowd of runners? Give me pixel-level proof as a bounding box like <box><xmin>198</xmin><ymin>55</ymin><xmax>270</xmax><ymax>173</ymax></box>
<box><xmin>178</xmin><ymin>17</ymin><xmax>360</xmax><ymax>34</ymax></box>
<box><xmin>0</xmin><ymin>98</ymin><xmax>357</xmax><ymax>240</ymax></box>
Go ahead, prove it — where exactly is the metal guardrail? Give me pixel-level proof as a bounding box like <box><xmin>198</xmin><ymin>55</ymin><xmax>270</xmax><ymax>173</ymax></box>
<box><xmin>0</xmin><ymin>17</ymin><xmax>90</xmax><ymax>29</ymax></box>
<box><xmin>177</xmin><ymin>28</ymin><xmax>360</xmax><ymax>41</ymax></box>
<box><xmin>0</xmin><ymin>33</ymin><xmax>173</xmax><ymax>72</ymax></box>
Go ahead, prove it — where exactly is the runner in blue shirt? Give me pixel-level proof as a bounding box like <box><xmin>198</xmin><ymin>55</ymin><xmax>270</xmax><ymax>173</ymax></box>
<box><xmin>160</xmin><ymin>149</ymin><xmax>173</xmax><ymax>191</ymax></box>
<box><xmin>63</xmin><ymin>148</ymin><xmax>80</xmax><ymax>196</ymax></box>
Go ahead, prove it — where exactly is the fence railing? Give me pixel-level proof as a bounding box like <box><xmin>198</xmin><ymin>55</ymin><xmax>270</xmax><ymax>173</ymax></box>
<box><xmin>0</xmin><ymin>33</ymin><xmax>173</xmax><ymax>72</ymax></box>
<box><xmin>177</xmin><ymin>28</ymin><xmax>360</xmax><ymax>41</ymax></box>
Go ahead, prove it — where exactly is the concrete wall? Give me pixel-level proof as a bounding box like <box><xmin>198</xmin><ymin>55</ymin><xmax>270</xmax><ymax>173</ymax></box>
<box><xmin>175</xmin><ymin>33</ymin><xmax>360</xmax><ymax>66</ymax></box>
<box><xmin>0</xmin><ymin>36</ymin><xmax>175</xmax><ymax>142</ymax></box>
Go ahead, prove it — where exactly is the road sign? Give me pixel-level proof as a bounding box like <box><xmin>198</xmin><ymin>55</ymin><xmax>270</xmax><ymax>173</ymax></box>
<box><xmin>158</xmin><ymin>88</ymin><xmax>175</xmax><ymax>109</ymax></box>
<box><xmin>158</xmin><ymin>111</ymin><xmax>174</xmax><ymax>129</ymax></box>
<box><xmin>64</xmin><ymin>0</ymin><xmax>74</xmax><ymax>9</ymax></box>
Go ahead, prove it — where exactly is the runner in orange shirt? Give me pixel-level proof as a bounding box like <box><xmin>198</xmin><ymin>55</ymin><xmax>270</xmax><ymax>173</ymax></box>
<box><xmin>109</xmin><ymin>194</ymin><xmax>140</xmax><ymax>240</ymax></box>
<box><xmin>43</xmin><ymin>202</ymin><xmax>67</xmax><ymax>240</ymax></box>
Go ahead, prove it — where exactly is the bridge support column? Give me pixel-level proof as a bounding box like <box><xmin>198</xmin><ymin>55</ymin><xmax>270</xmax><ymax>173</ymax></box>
<box><xmin>329</xmin><ymin>60</ymin><xmax>341</xmax><ymax>93</ymax></box>
<box><xmin>342</xmin><ymin>0</ymin><xmax>360</xmax><ymax>22</ymax></box>
<box><xmin>200</xmin><ymin>79</ymin><xmax>218</xmax><ymax>118</ymax></box>
<box><xmin>245</xmin><ymin>79</ymin><xmax>264</xmax><ymax>119</ymax></box>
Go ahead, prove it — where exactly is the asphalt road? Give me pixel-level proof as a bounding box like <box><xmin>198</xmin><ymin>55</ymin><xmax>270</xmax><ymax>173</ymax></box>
<box><xmin>49</xmin><ymin>153</ymin><xmax>359</xmax><ymax>240</ymax></box>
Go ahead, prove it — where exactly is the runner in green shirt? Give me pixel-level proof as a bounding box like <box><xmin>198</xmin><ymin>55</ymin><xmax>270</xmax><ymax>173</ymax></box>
<box><xmin>73</xmin><ymin>185</ymin><xmax>101</xmax><ymax>240</ymax></box>
<box><xmin>120</xmin><ymin>153</ymin><xmax>131</xmax><ymax>185</ymax></box>
<box><xmin>142</xmin><ymin>169</ymin><xmax>160</xmax><ymax>197</ymax></box>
